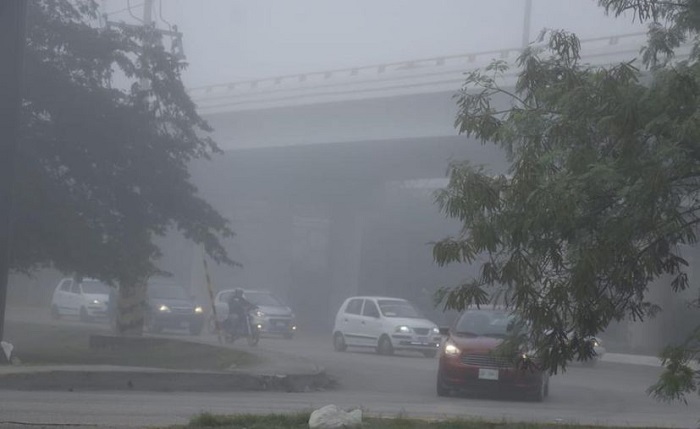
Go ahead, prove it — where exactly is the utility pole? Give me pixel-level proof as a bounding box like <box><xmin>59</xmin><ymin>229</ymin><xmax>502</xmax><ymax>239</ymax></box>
<box><xmin>143</xmin><ymin>0</ymin><xmax>153</xmax><ymax>25</ymax></box>
<box><xmin>141</xmin><ymin>0</ymin><xmax>153</xmax><ymax>90</ymax></box>
<box><xmin>100</xmin><ymin>0</ymin><xmax>182</xmax><ymax>335</ymax></box>
<box><xmin>522</xmin><ymin>0</ymin><xmax>533</xmax><ymax>49</ymax></box>
<box><xmin>103</xmin><ymin>0</ymin><xmax>184</xmax><ymax>67</ymax></box>
<box><xmin>0</xmin><ymin>0</ymin><xmax>27</xmax><ymax>347</ymax></box>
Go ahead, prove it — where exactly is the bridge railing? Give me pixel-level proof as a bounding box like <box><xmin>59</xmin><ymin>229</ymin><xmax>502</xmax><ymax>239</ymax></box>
<box><xmin>188</xmin><ymin>32</ymin><xmax>651</xmax><ymax>99</ymax></box>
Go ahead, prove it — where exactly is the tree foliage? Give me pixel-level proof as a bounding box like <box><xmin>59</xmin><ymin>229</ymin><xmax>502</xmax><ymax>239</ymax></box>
<box><xmin>12</xmin><ymin>0</ymin><xmax>234</xmax><ymax>333</ymax></box>
<box><xmin>434</xmin><ymin>0</ymin><xmax>700</xmax><ymax>401</ymax></box>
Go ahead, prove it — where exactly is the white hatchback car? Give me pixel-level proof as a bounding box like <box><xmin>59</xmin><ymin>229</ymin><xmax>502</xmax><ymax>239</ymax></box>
<box><xmin>50</xmin><ymin>277</ymin><xmax>111</xmax><ymax>322</ymax></box>
<box><xmin>333</xmin><ymin>296</ymin><xmax>442</xmax><ymax>357</ymax></box>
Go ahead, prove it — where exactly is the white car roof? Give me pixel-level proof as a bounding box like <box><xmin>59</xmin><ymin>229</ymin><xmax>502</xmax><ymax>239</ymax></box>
<box><xmin>60</xmin><ymin>277</ymin><xmax>102</xmax><ymax>282</ymax></box>
<box><xmin>344</xmin><ymin>296</ymin><xmax>410</xmax><ymax>302</ymax></box>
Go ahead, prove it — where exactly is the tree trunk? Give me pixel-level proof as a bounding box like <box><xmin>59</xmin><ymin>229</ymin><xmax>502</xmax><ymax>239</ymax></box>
<box><xmin>116</xmin><ymin>280</ymin><xmax>147</xmax><ymax>336</ymax></box>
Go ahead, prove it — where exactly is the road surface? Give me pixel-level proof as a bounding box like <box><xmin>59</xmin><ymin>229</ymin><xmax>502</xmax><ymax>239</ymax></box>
<box><xmin>2</xmin><ymin>307</ymin><xmax>699</xmax><ymax>428</ymax></box>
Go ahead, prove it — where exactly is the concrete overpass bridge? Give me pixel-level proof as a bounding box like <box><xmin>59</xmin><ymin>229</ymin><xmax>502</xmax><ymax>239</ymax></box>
<box><xmin>165</xmin><ymin>32</ymin><xmax>666</xmax><ymax>331</ymax></box>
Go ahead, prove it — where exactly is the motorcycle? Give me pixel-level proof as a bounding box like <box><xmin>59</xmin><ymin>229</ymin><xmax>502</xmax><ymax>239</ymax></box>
<box><xmin>222</xmin><ymin>306</ymin><xmax>261</xmax><ymax>347</ymax></box>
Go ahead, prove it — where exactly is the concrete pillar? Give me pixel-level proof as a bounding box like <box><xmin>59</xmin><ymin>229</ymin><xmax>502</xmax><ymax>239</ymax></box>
<box><xmin>622</xmin><ymin>273</ymin><xmax>677</xmax><ymax>354</ymax></box>
<box><xmin>229</xmin><ymin>199</ymin><xmax>294</xmax><ymax>293</ymax></box>
<box><xmin>286</xmin><ymin>207</ymin><xmax>329</xmax><ymax>333</ymax></box>
<box><xmin>262</xmin><ymin>200</ymin><xmax>295</xmax><ymax>298</ymax></box>
<box><xmin>326</xmin><ymin>203</ymin><xmax>365</xmax><ymax>327</ymax></box>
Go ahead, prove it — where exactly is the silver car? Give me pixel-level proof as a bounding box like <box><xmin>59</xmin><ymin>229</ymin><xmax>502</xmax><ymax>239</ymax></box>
<box><xmin>210</xmin><ymin>289</ymin><xmax>297</xmax><ymax>338</ymax></box>
<box><xmin>50</xmin><ymin>277</ymin><xmax>111</xmax><ymax>322</ymax></box>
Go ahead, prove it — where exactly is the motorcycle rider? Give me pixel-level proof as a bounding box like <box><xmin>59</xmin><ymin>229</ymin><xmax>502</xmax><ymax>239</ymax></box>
<box><xmin>226</xmin><ymin>288</ymin><xmax>254</xmax><ymax>336</ymax></box>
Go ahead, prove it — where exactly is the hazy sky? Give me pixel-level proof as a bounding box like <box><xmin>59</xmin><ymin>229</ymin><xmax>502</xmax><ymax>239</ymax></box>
<box><xmin>101</xmin><ymin>0</ymin><xmax>646</xmax><ymax>88</ymax></box>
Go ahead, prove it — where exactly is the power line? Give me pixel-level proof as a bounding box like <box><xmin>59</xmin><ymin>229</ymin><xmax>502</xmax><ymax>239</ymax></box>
<box><xmin>126</xmin><ymin>0</ymin><xmax>144</xmax><ymax>23</ymax></box>
<box><xmin>102</xmin><ymin>1</ymin><xmax>185</xmax><ymax>61</ymax></box>
<box><xmin>103</xmin><ymin>2</ymin><xmax>144</xmax><ymax>19</ymax></box>
<box><xmin>158</xmin><ymin>0</ymin><xmax>172</xmax><ymax>30</ymax></box>
<box><xmin>522</xmin><ymin>0</ymin><xmax>533</xmax><ymax>48</ymax></box>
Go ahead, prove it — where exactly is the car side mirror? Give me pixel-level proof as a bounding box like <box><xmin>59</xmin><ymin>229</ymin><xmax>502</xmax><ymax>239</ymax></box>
<box><xmin>439</xmin><ymin>327</ymin><xmax>450</xmax><ymax>336</ymax></box>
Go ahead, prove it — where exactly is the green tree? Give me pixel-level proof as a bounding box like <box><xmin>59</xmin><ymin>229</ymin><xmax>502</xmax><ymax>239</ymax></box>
<box><xmin>433</xmin><ymin>0</ymin><xmax>700</xmax><ymax>401</ymax></box>
<box><xmin>12</xmin><ymin>0</ymin><xmax>234</xmax><ymax>335</ymax></box>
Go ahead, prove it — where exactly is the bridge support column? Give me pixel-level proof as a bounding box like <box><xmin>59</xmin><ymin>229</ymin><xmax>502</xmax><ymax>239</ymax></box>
<box><xmin>327</xmin><ymin>204</ymin><xmax>365</xmax><ymax>327</ymax></box>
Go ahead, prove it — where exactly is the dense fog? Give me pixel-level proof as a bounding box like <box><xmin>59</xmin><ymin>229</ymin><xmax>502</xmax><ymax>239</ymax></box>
<box><xmin>4</xmin><ymin>3</ymin><xmax>700</xmax><ymax>426</ymax></box>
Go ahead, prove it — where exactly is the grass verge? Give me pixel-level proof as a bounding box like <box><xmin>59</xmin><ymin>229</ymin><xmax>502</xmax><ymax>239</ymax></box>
<box><xmin>4</xmin><ymin>320</ymin><xmax>256</xmax><ymax>371</ymax></box>
<box><xmin>189</xmin><ymin>413</ymin><xmax>310</xmax><ymax>428</ymax></box>
<box><xmin>181</xmin><ymin>412</ymin><xmax>667</xmax><ymax>429</ymax></box>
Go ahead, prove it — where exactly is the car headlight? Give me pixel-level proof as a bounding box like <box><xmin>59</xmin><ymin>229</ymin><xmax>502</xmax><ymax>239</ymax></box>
<box><xmin>518</xmin><ymin>345</ymin><xmax>536</xmax><ymax>360</ymax></box>
<box><xmin>194</xmin><ymin>306</ymin><xmax>203</xmax><ymax>314</ymax></box>
<box><xmin>254</xmin><ymin>310</ymin><xmax>265</xmax><ymax>318</ymax></box>
<box><xmin>444</xmin><ymin>341</ymin><xmax>460</xmax><ymax>356</ymax></box>
<box><xmin>395</xmin><ymin>325</ymin><xmax>411</xmax><ymax>334</ymax></box>
<box><xmin>158</xmin><ymin>305</ymin><xmax>171</xmax><ymax>313</ymax></box>
<box><xmin>432</xmin><ymin>327</ymin><xmax>440</xmax><ymax>335</ymax></box>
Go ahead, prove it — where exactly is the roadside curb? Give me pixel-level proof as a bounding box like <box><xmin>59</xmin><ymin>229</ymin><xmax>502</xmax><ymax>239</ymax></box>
<box><xmin>601</xmin><ymin>353</ymin><xmax>662</xmax><ymax>367</ymax></box>
<box><xmin>0</xmin><ymin>333</ymin><xmax>336</xmax><ymax>393</ymax></box>
<box><xmin>0</xmin><ymin>365</ymin><xmax>335</xmax><ymax>392</ymax></box>
<box><xmin>600</xmin><ymin>352</ymin><xmax>700</xmax><ymax>370</ymax></box>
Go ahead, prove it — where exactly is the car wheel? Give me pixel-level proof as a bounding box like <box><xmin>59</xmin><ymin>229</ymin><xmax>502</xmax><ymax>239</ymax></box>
<box><xmin>50</xmin><ymin>305</ymin><xmax>60</xmax><ymax>320</ymax></box>
<box><xmin>79</xmin><ymin>307</ymin><xmax>91</xmax><ymax>323</ymax></box>
<box><xmin>333</xmin><ymin>332</ymin><xmax>347</xmax><ymax>352</ymax></box>
<box><xmin>377</xmin><ymin>335</ymin><xmax>394</xmax><ymax>356</ymax></box>
<box><xmin>423</xmin><ymin>350</ymin><xmax>438</xmax><ymax>358</ymax></box>
<box><xmin>436</xmin><ymin>374</ymin><xmax>451</xmax><ymax>397</ymax></box>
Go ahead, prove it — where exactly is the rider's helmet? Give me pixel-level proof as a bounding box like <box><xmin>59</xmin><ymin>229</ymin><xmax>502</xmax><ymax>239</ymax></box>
<box><xmin>233</xmin><ymin>288</ymin><xmax>244</xmax><ymax>299</ymax></box>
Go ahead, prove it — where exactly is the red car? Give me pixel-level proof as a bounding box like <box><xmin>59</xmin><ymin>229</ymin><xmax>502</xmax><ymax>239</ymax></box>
<box><xmin>436</xmin><ymin>306</ymin><xmax>549</xmax><ymax>401</ymax></box>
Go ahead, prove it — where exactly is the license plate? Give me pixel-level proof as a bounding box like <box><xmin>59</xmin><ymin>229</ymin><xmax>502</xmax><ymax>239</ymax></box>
<box><xmin>276</xmin><ymin>321</ymin><xmax>287</xmax><ymax>327</ymax></box>
<box><xmin>478</xmin><ymin>368</ymin><xmax>499</xmax><ymax>380</ymax></box>
<box><xmin>180</xmin><ymin>321</ymin><xmax>189</xmax><ymax>328</ymax></box>
<box><xmin>417</xmin><ymin>336</ymin><xmax>428</xmax><ymax>344</ymax></box>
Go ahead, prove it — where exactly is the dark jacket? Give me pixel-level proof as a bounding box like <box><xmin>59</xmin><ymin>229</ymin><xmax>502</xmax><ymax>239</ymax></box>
<box><xmin>227</xmin><ymin>295</ymin><xmax>253</xmax><ymax>316</ymax></box>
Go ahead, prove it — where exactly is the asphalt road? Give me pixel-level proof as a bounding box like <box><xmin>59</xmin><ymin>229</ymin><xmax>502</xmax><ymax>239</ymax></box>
<box><xmin>2</xmin><ymin>307</ymin><xmax>699</xmax><ymax>428</ymax></box>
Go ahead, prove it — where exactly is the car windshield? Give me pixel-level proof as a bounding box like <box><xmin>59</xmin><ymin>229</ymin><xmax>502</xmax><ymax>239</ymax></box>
<box><xmin>148</xmin><ymin>283</ymin><xmax>189</xmax><ymax>300</ymax></box>
<box><xmin>454</xmin><ymin>309</ymin><xmax>521</xmax><ymax>337</ymax></box>
<box><xmin>81</xmin><ymin>280</ymin><xmax>110</xmax><ymax>295</ymax></box>
<box><xmin>245</xmin><ymin>292</ymin><xmax>283</xmax><ymax>306</ymax></box>
<box><xmin>377</xmin><ymin>300</ymin><xmax>422</xmax><ymax>318</ymax></box>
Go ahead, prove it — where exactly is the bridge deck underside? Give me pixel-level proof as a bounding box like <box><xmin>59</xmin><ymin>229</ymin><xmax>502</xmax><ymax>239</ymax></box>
<box><xmin>192</xmin><ymin>134</ymin><xmax>508</xmax><ymax>203</ymax></box>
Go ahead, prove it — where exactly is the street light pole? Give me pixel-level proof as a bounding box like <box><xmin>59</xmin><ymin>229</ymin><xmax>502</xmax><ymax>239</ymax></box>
<box><xmin>0</xmin><ymin>0</ymin><xmax>27</xmax><ymax>347</ymax></box>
